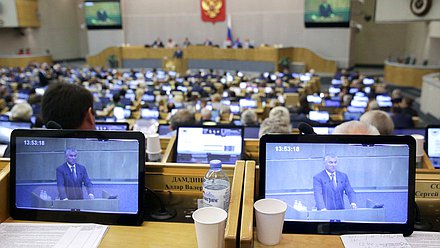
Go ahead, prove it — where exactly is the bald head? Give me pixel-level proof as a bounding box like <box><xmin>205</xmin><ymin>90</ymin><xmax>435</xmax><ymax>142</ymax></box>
<box><xmin>333</xmin><ymin>121</ymin><xmax>380</xmax><ymax>135</ymax></box>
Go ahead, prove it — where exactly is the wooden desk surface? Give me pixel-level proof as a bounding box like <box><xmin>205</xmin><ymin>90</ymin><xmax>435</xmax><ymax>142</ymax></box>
<box><xmin>100</xmin><ymin>221</ymin><xmax>197</xmax><ymax>247</ymax></box>
<box><xmin>255</xmin><ymin>233</ymin><xmax>343</xmax><ymax>247</ymax></box>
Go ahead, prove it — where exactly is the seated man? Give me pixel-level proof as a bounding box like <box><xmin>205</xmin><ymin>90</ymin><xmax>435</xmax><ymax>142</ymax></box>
<box><xmin>41</xmin><ymin>82</ymin><xmax>96</xmax><ymax>130</ymax></box>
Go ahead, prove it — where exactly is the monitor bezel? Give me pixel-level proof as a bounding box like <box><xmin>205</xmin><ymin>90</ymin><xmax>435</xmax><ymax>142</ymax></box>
<box><xmin>259</xmin><ymin>134</ymin><xmax>416</xmax><ymax>236</ymax></box>
<box><xmin>10</xmin><ymin>129</ymin><xmax>145</xmax><ymax>226</ymax></box>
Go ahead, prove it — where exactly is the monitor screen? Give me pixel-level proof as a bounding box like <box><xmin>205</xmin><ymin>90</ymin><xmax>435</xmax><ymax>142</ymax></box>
<box><xmin>346</xmin><ymin>106</ymin><xmax>365</xmax><ymax>113</ymax></box>
<box><xmin>304</xmin><ymin>0</ymin><xmax>351</xmax><ymax>28</ymax></box>
<box><xmin>244</xmin><ymin>126</ymin><xmax>260</xmax><ymax>139</ymax></box>
<box><xmin>95</xmin><ymin>122</ymin><xmax>129</xmax><ymax>131</ymax></box>
<box><xmin>324</xmin><ymin>99</ymin><xmax>341</xmax><ymax>107</ymax></box>
<box><xmin>307</xmin><ymin>95</ymin><xmax>322</xmax><ymax>104</ymax></box>
<box><xmin>10</xmin><ymin>130</ymin><xmax>145</xmax><ymax>225</ymax></box>
<box><xmin>344</xmin><ymin>111</ymin><xmax>362</xmax><ymax>121</ymax></box>
<box><xmin>427</xmin><ymin>126</ymin><xmax>440</xmax><ymax>169</ymax></box>
<box><xmin>0</xmin><ymin>121</ymin><xmax>32</xmax><ymax>130</ymax></box>
<box><xmin>259</xmin><ymin>134</ymin><xmax>415</xmax><ymax>235</ymax></box>
<box><xmin>84</xmin><ymin>0</ymin><xmax>122</xmax><ymax>30</ymax></box>
<box><xmin>175</xmin><ymin>126</ymin><xmax>244</xmax><ymax>165</ymax></box>
<box><xmin>309</xmin><ymin>111</ymin><xmax>330</xmax><ymax>123</ymax></box>
<box><xmin>239</xmin><ymin>99</ymin><xmax>257</xmax><ymax>109</ymax></box>
<box><xmin>141</xmin><ymin>109</ymin><xmax>159</xmax><ymax>120</ymax></box>
<box><xmin>363</xmin><ymin>78</ymin><xmax>375</xmax><ymax>85</ymax></box>
<box><xmin>230</xmin><ymin>104</ymin><xmax>240</xmax><ymax>115</ymax></box>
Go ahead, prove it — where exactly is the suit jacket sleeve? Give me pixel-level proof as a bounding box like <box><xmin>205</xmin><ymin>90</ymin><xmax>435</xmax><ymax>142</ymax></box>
<box><xmin>341</xmin><ymin>172</ymin><xmax>356</xmax><ymax>205</ymax></box>
<box><xmin>313</xmin><ymin>173</ymin><xmax>326</xmax><ymax>210</ymax></box>
<box><xmin>79</xmin><ymin>164</ymin><xmax>94</xmax><ymax>195</ymax></box>
<box><xmin>56</xmin><ymin>165</ymin><xmax>67</xmax><ymax>200</ymax></box>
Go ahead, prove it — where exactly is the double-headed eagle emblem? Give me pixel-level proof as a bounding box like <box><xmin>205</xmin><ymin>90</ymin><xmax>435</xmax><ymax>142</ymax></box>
<box><xmin>201</xmin><ymin>0</ymin><xmax>223</xmax><ymax>19</ymax></box>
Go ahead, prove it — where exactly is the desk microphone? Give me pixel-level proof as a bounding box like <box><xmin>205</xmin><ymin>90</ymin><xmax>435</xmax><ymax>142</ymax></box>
<box><xmin>145</xmin><ymin>186</ymin><xmax>177</xmax><ymax>220</ymax></box>
<box><xmin>298</xmin><ymin>122</ymin><xmax>316</xmax><ymax>135</ymax></box>
<box><xmin>46</xmin><ymin>121</ymin><xmax>62</xmax><ymax>129</ymax></box>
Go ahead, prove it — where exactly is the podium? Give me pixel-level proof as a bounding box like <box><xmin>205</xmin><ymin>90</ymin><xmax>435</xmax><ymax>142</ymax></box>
<box><xmin>31</xmin><ymin>192</ymin><xmax>119</xmax><ymax>212</ymax></box>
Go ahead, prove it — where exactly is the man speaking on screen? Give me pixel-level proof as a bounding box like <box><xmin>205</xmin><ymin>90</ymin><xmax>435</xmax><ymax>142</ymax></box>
<box><xmin>313</xmin><ymin>154</ymin><xmax>356</xmax><ymax>210</ymax></box>
<box><xmin>56</xmin><ymin>148</ymin><xmax>94</xmax><ymax>200</ymax></box>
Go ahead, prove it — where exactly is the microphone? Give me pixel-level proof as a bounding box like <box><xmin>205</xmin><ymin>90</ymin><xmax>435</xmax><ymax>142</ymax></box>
<box><xmin>145</xmin><ymin>186</ymin><xmax>176</xmax><ymax>220</ymax></box>
<box><xmin>46</xmin><ymin>121</ymin><xmax>62</xmax><ymax>129</ymax></box>
<box><xmin>298</xmin><ymin>122</ymin><xmax>316</xmax><ymax>135</ymax></box>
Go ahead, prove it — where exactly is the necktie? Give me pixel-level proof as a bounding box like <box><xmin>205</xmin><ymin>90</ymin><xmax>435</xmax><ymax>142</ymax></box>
<box><xmin>71</xmin><ymin>166</ymin><xmax>77</xmax><ymax>181</ymax></box>
<box><xmin>331</xmin><ymin>173</ymin><xmax>337</xmax><ymax>189</ymax></box>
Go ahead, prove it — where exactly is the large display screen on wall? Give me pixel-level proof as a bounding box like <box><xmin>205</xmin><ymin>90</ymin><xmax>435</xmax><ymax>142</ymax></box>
<box><xmin>84</xmin><ymin>0</ymin><xmax>122</xmax><ymax>30</ymax></box>
<box><xmin>304</xmin><ymin>0</ymin><xmax>351</xmax><ymax>28</ymax></box>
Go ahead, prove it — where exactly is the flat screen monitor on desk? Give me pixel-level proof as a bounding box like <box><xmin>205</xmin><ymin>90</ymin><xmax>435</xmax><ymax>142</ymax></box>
<box><xmin>426</xmin><ymin>125</ymin><xmax>440</xmax><ymax>169</ymax></box>
<box><xmin>175</xmin><ymin>126</ymin><xmax>244</xmax><ymax>164</ymax></box>
<box><xmin>308</xmin><ymin>111</ymin><xmax>330</xmax><ymax>123</ymax></box>
<box><xmin>0</xmin><ymin>121</ymin><xmax>32</xmax><ymax>130</ymax></box>
<box><xmin>244</xmin><ymin>126</ymin><xmax>260</xmax><ymax>139</ymax></box>
<box><xmin>95</xmin><ymin>122</ymin><xmax>129</xmax><ymax>131</ymax></box>
<box><xmin>259</xmin><ymin>134</ymin><xmax>415</xmax><ymax>236</ymax></box>
<box><xmin>10</xmin><ymin>129</ymin><xmax>145</xmax><ymax>225</ymax></box>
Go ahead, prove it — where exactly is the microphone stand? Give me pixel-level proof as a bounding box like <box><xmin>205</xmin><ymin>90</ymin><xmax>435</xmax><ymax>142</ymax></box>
<box><xmin>145</xmin><ymin>186</ymin><xmax>177</xmax><ymax>220</ymax></box>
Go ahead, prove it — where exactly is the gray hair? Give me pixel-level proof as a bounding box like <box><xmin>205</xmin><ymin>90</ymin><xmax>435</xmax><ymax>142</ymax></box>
<box><xmin>258</xmin><ymin>117</ymin><xmax>292</xmax><ymax>138</ymax></box>
<box><xmin>333</xmin><ymin>120</ymin><xmax>380</xmax><ymax>135</ymax></box>
<box><xmin>10</xmin><ymin>102</ymin><xmax>33</xmax><ymax>122</ymax></box>
<box><xmin>360</xmin><ymin>110</ymin><xmax>394</xmax><ymax>135</ymax></box>
<box><xmin>269</xmin><ymin>106</ymin><xmax>290</xmax><ymax>121</ymax></box>
<box><xmin>240</xmin><ymin>109</ymin><xmax>258</xmax><ymax>126</ymax></box>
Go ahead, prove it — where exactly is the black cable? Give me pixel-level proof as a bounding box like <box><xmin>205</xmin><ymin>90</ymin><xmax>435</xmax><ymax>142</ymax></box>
<box><xmin>145</xmin><ymin>186</ymin><xmax>177</xmax><ymax>220</ymax></box>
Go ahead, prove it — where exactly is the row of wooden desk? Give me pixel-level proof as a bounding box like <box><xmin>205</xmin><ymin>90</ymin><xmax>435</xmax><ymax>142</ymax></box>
<box><xmin>1</xmin><ymin>135</ymin><xmax>440</xmax><ymax>247</ymax></box>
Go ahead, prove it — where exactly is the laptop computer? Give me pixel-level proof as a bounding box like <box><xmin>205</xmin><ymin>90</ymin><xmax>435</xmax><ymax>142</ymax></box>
<box><xmin>10</xmin><ymin>129</ymin><xmax>145</xmax><ymax>225</ymax></box>
<box><xmin>259</xmin><ymin>134</ymin><xmax>415</xmax><ymax>236</ymax></box>
<box><xmin>426</xmin><ymin>125</ymin><xmax>440</xmax><ymax>169</ymax></box>
<box><xmin>175</xmin><ymin>126</ymin><xmax>244</xmax><ymax>164</ymax></box>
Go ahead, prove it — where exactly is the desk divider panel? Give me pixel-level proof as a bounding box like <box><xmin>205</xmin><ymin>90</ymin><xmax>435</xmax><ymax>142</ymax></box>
<box><xmin>225</xmin><ymin>160</ymin><xmax>245</xmax><ymax>248</ymax></box>
<box><xmin>240</xmin><ymin>161</ymin><xmax>256</xmax><ymax>248</ymax></box>
<box><xmin>0</xmin><ymin>159</ymin><xmax>10</xmax><ymax>222</ymax></box>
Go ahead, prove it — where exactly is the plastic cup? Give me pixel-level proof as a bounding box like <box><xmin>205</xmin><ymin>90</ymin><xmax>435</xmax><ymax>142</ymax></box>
<box><xmin>147</xmin><ymin>133</ymin><xmax>161</xmax><ymax>154</ymax></box>
<box><xmin>192</xmin><ymin>207</ymin><xmax>227</xmax><ymax>248</ymax></box>
<box><xmin>411</xmin><ymin>134</ymin><xmax>424</xmax><ymax>167</ymax></box>
<box><xmin>254</xmin><ymin>198</ymin><xmax>287</xmax><ymax>246</ymax></box>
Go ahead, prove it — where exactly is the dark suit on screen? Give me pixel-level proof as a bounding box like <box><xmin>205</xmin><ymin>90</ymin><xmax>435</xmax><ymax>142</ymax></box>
<box><xmin>313</xmin><ymin>170</ymin><xmax>356</xmax><ymax>210</ymax></box>
<box><xmin>319</xmin><ymin>3</ymin><xmax>333</xmax><ymax>18</ymax></box>
<box><xmin>56</xmin><ymin>163</ymin><xmax>93</xmax><ymax>200</ymax></box>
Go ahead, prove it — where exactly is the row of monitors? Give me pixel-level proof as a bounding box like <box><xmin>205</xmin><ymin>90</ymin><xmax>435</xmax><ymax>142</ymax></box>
<box><xmin>307</xmin><ymin>94</ymin><xmax>392</xmax><ymax>109</ymax></box>
<box><xmin>3</xmin><ymin>119</ymin><xmax>440</xmax><ymax>169</ymax></box>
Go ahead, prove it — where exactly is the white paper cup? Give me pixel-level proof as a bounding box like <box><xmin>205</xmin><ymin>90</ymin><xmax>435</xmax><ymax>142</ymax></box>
<box><xmin>411</xmin><ymin>134</ymin><xmax>424</xmax><ymax>157</ymax></box>
<box><xmin>192</xmin><ymin>207</ymin><xmax>227</xmax><ymax>248</ymax></box>
<box><xmin>254</xmin><ymin>198</ymin><xmax>287</xmax><ymax>246</ymax></box>
<box><xmin>147</xmin><ymin>133</ymin><xmax>161</xmax><ymax>154</ymax></box>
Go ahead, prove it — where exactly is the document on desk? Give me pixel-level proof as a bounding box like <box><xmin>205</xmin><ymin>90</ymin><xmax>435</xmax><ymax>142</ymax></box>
<box><xmin>0</xmin><ymin>223</ymin><xmax>108</xmax><ymax>248</ymax></box>
<box><xmin>405</xmin><ymin>231</ymin><xmax>440</xmax><ymax>248</ymax></box>
<box><xmin>341</xmin><ymin>234</ymin><xmax>411</xmax><ymax>248</ymax></box>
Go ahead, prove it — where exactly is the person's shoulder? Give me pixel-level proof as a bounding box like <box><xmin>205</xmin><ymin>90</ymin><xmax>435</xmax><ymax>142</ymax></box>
<box><xmin>314</xmin><ymin>170</ymin><xmax>326</xmax><ymax>178</ymax></box>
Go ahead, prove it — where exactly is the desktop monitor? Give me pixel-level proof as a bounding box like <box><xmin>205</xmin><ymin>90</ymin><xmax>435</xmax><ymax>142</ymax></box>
<box><xmin>0</xmin><ymin>121</ymin><xmax>32</xmax><ymax>130</ymax></box>
<box><xmin>239</xmin><ymin>99</ymin><xmax>257</xmax><ymax>109</ymax></box>
<box><xmin>141</xmin><ymin>109</ymin><xmax>159</xmax><ymax>120</ymax></box>
<box><xmin>426</xmin><ymin>125</ymin><xmax>440</xmax><ymax>169</ymax></box>
<box><xmin>84</xmin><ymin>0</ymin><xmax>122</xmax><ymax>30</ymax></box>
<box><xmin>175</xmin><ymin>126</ymin><xmax>244</xmax><ymax>165</ymax></box>
<box><xmin>259</xmin><ymin>134</ymin><xmax>415</xmax><ymax>236</ymax></box>
<box><xmin>307</xmin><ymin>95</ymin><xmax>322</xmax><ymax>104</ymax></box>
<box><xmin>308</xmin><ymin>111</ymin><xmax>330</xmax><ymax>123</ymax></box>
<box><xmin>95</xmin><ymin>122</ymin><xmax>129</xmax><ymax>131</ymax></box>
<box><xmin>10</xmin><ymin>129</ymin><xmax>145</xmax><ymax>225</ymax></box>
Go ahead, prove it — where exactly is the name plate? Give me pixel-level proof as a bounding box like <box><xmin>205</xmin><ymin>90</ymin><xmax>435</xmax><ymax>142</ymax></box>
<box><xmin>415</xmin><ymin>181</ymin><xmax>440</xmax><ymax>199</ymax></box>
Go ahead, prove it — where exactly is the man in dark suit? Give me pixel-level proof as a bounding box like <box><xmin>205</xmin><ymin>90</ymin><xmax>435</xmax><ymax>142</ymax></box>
<box><xmin>319</xmin><ymin>0</ymin><xmax>333</xmax><ymax>18</ymax></box>
<box><xmin>313</xmin><ymin>154</ymin><xmax>356</xmax><ymax>210</ymax></box>
<box><xmin>56</xmin><ymin>148</ymin><xmax>94</xmax><ymax>200</ymax></box>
